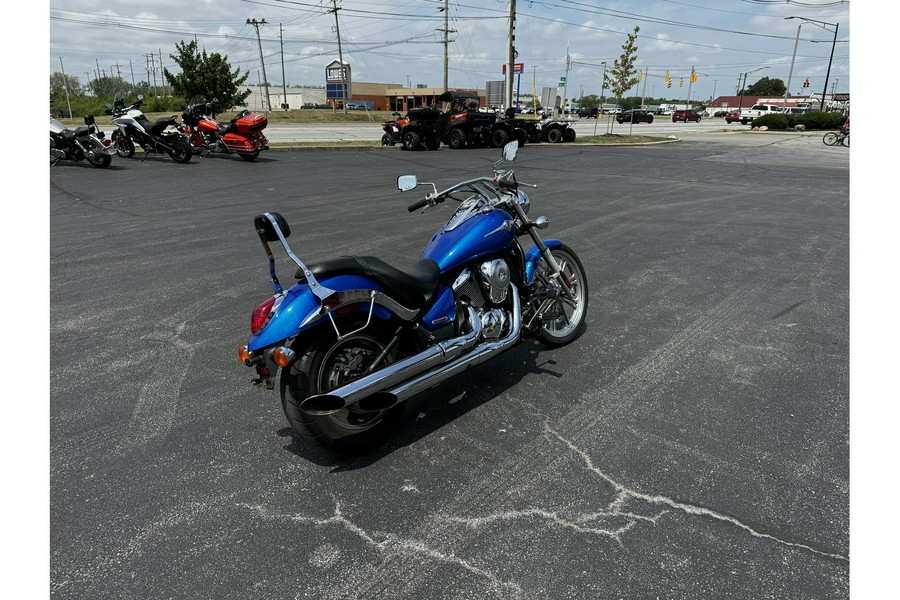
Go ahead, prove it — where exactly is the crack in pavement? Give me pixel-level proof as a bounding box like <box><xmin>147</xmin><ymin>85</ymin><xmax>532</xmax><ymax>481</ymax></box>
<box><xmin>443</xmin><ymin>506</ymin><xmax>667</xmax><ymax>546</ymax></box>
<box><xmin>545</xmin><ymin>425</ymin><xmax>849</xmax><ymax>563</ymax></box>
<box><xmin>239</xmin><ymin>501</ymin><xmax>524</xmax><ymax>597</ymax></box>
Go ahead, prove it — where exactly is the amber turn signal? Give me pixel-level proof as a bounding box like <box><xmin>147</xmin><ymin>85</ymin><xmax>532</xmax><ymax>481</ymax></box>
<box><xmin>238</xmin><ymin>346</ymin><xmax>250</xmax><ymax>363</ymax></box>
<box><xmin>272</xmin><ymin>346</ymin><xmax>295</xmax><ymax>368</ymax></box>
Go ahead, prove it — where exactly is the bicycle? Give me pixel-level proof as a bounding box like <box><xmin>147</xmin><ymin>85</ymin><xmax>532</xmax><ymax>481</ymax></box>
<box><xmin>823</xmin><ymin>129</ymin><xmax>849</xmax><ymax>147</ymax></box>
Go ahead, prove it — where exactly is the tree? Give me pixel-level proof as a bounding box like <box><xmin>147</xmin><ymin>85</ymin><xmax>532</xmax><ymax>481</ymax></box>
<box><xmin>604</xmin><ymin>26</ymin><xmax>640</xmax><ymax>133</ymax></box>
<box><xmin>50</xmin><ymin>72</ymin><xmax>83</xmax><ymax>101</ymax></box>
<box><xmin>88</xmin><ymin>75</ymin><xmax>131</xmax><ymax>100</ymax></box>
<box><xmin>164</xmin><ymin>40</ymin><xmax>251</xmax><ymax>111</ymax></box>
<box><xmin>575</xmin><ymin>94</ymin><xmax>600</xmax><ymax>109</ymax></box>
<box><xmin>741</xmin><ymin>76</ymin><xmax>786</xmax><ymax>97</ymax></box>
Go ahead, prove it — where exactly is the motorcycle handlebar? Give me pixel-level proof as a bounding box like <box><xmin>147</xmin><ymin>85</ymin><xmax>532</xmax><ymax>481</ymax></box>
<box><xmin>407</xmin><ymin>199</ymin><xmax>429</xmax><ymax>212</ymax></box>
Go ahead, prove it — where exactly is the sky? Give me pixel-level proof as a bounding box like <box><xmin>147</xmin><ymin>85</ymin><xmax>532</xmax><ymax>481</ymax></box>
<box><xmin>47</xmin><ymin>0</ymin><xmax>853</xmax><ymax>103</ymax></box>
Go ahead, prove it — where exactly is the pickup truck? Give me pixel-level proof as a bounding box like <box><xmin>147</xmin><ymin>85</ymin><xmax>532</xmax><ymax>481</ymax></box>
<box><xmin>738</xmin><ymin>104</ymin><xmax>784</xmax><ymax>125</ymax></box>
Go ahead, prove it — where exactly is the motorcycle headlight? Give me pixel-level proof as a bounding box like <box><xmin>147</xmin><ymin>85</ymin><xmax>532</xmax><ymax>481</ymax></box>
<box><xmin>516</xmin><ymin>190</ymin><xmax>530</xmax><ymax>215</ymax></box>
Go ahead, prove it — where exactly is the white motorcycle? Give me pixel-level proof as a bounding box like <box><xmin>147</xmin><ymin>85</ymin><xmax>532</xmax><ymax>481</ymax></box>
<box><xmin>107</xmin><ymin>95</ymin><xmax>192</xmax><ymax>163</ymax></box>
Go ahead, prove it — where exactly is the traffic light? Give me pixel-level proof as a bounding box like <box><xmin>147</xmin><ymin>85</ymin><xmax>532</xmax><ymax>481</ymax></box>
<box><xmin>667</xmin><ymin>80</ymin><xmax>672</xmax><ymax>88</ymax></box>
<box><xmin>803</xmin><ymin>78</ymin><xmax>810</xmax><ymax>88</ymax></box>
<box><xmin>680</xmin><ymin>78</ymin><xmax>684</xmax><ymax>87</ymax></box>
<box><xmin>638</xmin><ymin>70</ymin><xmax>643</xmax><ymax>81</ymax></box>
<box><xmin>690</xmin><ymin>70</ymin><xmax>697</xmax><ymax>83</ymax></box>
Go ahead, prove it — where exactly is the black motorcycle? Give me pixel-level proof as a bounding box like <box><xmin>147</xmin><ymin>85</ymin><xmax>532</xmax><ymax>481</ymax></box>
<box><xmin>107</xmin><ymin>95</ymin><xmax>192</xmax><ymax>163</ymax></box>
<box><xmin>50</xmin><ymin>114</ymin><xmax>115</xmax><ymax>168</ymax></box>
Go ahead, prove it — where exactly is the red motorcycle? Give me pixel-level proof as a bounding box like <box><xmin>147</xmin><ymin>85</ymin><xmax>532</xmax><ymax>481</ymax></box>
<box><xmin>181</xmin><ymin>97</ymin><xmax>269</xmax><ymax>161</ymax></box>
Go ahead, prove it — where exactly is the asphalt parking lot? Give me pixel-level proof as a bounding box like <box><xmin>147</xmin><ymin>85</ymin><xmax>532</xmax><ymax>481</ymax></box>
<box><xmin>49</xmin><ymin>133</ymin><xmax>849</xmax><ymax>599</ymax></box>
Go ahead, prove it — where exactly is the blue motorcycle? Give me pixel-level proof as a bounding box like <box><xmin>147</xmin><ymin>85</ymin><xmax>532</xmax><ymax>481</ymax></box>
<box><xmin>239</xmin><ymin>142</ymin><xmax>588</xmax><ymax>453</ymax></box>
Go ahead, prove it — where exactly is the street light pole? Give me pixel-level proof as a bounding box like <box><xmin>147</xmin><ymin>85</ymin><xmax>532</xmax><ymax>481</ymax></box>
<box><xmin>786</xmin><ymin>16</ymin><xmax>839</xmax><ymax>111</ymax></box>
<box><xmin>595</xmin><ymin>61</ymin><xmax>606</xmax><ymax>136</ymax></box>
<box><xmin>738</xmin><ymin>66</ymin><xmax>769</xmax><ymax>110</ymax></box>
<box><xmin>821</xmin><ymin>22</ymin><xmax>839</xmax><ymax>111</ymax></box>
<box><xmin>782</xmin><ymin>20</ymin><xmax>806</xmax><ymax>109</ymax></box>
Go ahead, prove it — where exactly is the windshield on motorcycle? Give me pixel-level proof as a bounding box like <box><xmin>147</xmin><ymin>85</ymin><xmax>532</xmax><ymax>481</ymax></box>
<box><xmin>188</xmin><ymin>95</ymin><xmax>208</xmax><ymax>110</ymax></box>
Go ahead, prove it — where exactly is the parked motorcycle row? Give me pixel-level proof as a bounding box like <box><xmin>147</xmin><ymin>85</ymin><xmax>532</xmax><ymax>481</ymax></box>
<box><xmin>239</xmin><ymin>140</ymin><xmax>589</xmax><ymax>454</ymax></box>
<box><xmin>49</xmin><ymin>94</ymin><xmax>270</xmax><ymax>168</ymax></box>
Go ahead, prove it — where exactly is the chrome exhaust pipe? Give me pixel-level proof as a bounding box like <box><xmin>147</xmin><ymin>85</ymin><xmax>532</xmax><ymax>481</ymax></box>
<box><xmin>299</xmin><ymin>304</ymin><xmax>482</xmax><ymax>415</ymax></box>
<box><xmin>359</xmin><ymin>288</ymin><xmax>521</xmax><ymax>412</ymax></box>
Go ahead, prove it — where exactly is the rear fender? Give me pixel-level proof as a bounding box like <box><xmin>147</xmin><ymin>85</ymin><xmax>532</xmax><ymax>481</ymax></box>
<box><xmin>524</xmin><ymin>240</ymin><xmax>562</xmax><ymax>285</ymax></box>
<box><xmin>247</xmin><ymin>274</ymin><xmax>416</xmax><ymax>351</ymax></box>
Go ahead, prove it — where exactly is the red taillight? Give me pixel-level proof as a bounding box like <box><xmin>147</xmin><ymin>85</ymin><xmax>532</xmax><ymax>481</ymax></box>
<box><xmin>250</xmin><ymin>296</ymin><xmax>276</xmax><ymax>333</ymax></box>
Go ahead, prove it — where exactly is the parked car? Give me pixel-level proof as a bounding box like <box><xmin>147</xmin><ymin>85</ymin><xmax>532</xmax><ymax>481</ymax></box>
<box><xmin>724</xmin><ymin>111</ymin><xmax>741</xmax><ymax>124</ymax></box>
<box><xmin>578</xmin><ymin>107</ymin><xmax>599</xmax><ymax>119</ymax></box>
<box><xmin>713</xmin><ymin>110</ymin><xmax>728</xmax><ymax>117</ymax></box>
<box><xmin>672</xmin><ymin>109</ymin><xmax>702</xmax><ymax>123</ymax></box>
<box><xmin>616</xmin><ymin>109</ymin><xmax>654</xmax><ymax>124</ymax></box>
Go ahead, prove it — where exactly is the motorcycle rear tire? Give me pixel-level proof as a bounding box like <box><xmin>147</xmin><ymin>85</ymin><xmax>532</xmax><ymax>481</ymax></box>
<box><xmin>168</xmin><ymin>137</ymin><xmax>192</xmax><ymax>164</ymax></box>
<box><xmin>112</xmin><ymin>131</ymin><xmax>135</xmax><ymax>158</ymax></box>
<box><xmin>86</xmin><ymin>149</ymin><xmax>111</xmax><ymax>169</ymax></box>
<box><xmin>281</xmin><ymin>321</ymin><xmax>406</xmax><ymax>454</ymax></box>
<box><xmin>239</xmin><ymin>151</ymin><xmax>260</xmax><ymax>162</ymax></box>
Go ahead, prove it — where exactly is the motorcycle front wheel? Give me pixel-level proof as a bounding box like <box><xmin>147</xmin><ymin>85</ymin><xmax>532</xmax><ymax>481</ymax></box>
<box><xmin>168</xmin><ymin>137</ymin><xmax>192</xmax><ymax>163</ymax></box>
<box><xmin>530</xmin><ymin>243</ymin><xmax>589</xmax><ymax>347</ymax></box>
<box><xmin>112</xmin><ymin>131</ymin><xmax>135</xmax><ymax>158</ymax></box>
<box><xmin>281</xmin><ymin>322</ymin><xmax>406</xmax><ymax>454</ymax></box>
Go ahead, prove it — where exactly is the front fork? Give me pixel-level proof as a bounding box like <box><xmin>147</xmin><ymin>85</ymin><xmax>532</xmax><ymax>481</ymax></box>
<box><xmin>511</xmin><ymin>200</ymin><xmax>576</xmax><ymax>301</ymax></box>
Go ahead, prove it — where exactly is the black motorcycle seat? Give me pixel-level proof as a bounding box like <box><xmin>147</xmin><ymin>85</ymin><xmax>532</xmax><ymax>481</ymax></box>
<box><xmin>150</xmin><ymin>116</ymin><xmax>176</xmax><ymax>133</ymax></box>
<box><xmin>296</xmin><ymin>256</ymin><xmax>440</xmax><ymax>309</ymax></box>
<box><xmin>60</xmin><ymin>127</ymin><xmax>90</xmax><ymax>142</ymax></box>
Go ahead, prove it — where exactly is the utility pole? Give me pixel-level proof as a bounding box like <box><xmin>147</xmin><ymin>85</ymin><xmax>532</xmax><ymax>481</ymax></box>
<box><xmin>129</xmin><ymin>60</ymin><xmax>136</xmax><ymax>89</ymax></box>
<box><xmin>686</xmin><ymin>64</ymin><xmax>694</xmax><ymax>108</ymax></box>
<box><xmin>159</xmin><ymin>49</ymin><xmax>166</xmax><ymax>96</ymax></box>
<box><xmin>437</xmin><ymin>0</ymin><xmax>455</xmax><ymax>92</ymax></box>
<box><xmin>149</xmin><ymin>53</ymin><xmax>158</xmax><ymax>97</ymax></box>
<box><xmin>562</xmin><ymin>43</ymin><xmax>571</xmax><ymax>117</ymax></box>
<box><xmin>280</xmin><ymin>24</ymin><xmax>288</xmax><ymax>110</ymax></box>
<box><xmin>58</xmin><ymin>57</ymin><xmax>73</xmax><ymax>118</ymax></box>
<box><xmin>247</xmin><ymin>18</ymin><xmax>271</xmax><ymax>112</ymax></box>
<box><xmin>96</xmin><ymin>59</ymin><xmax>102</xmax><ymax>97</ymax></box>
<box><xmin>505</xmin><ymin>0</ymin><xmax>516</xmax><ymax>112</ymax></box>
<box><xmin>328</xmin><ymin>1</ymin><xmax>348</xmax><ymax>115</ymax></box>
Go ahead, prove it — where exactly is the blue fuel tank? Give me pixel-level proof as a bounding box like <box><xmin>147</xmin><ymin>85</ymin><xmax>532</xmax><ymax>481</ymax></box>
<box><xmin>420</xmin><ymin>206</ymin><xmax>515</xmax><ymax>273</ymax></box>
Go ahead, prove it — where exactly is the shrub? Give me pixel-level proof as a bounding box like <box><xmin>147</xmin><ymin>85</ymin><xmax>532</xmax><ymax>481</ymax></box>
<box><xmin>754</xmin><ymin>114</ymin><xmax>791</xmax><ymax>130</ymax></box>
<box><xmin>752</xmin><ymin>111</ymin><xmax>847</xmax><ymax>131</ymax></box>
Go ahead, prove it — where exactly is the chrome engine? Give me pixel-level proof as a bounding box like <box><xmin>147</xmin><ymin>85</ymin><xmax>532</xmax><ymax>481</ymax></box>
<box><xmin>451</xmin><ymin>260</ymin><xmax>513</xmax><ymax>341</ymax></box>
<box><xmin>480</xmin><ymin>308</ymin><xmax>507</xmax><ymax>339</ymax></box>
<box><xmin>480</xmin><ymin>259</ymin><xmax>511</xmax><ymax>303</ymax></box>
